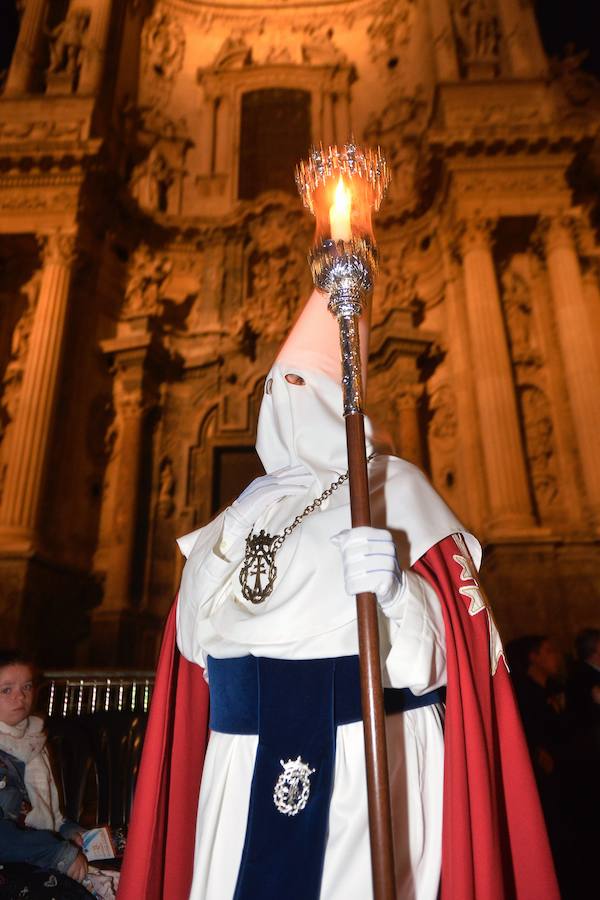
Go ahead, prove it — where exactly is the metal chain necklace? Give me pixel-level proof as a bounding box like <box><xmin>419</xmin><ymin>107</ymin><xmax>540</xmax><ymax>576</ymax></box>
<box><xmin>239</xmin><ymin>453</ymin><xmax>377</xmax><ymax>605</ymax></box>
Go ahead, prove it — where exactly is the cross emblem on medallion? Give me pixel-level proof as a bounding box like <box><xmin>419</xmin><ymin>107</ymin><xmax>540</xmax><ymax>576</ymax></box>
<box><xmin>239</xmin><ymin>529</ymin><xmax>281</xmax><ymax>605</ymax></box>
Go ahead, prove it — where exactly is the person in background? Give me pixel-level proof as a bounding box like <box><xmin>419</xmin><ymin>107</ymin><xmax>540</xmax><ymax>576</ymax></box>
<box><xmin>568</xmin><ymin>627</ymin><xmax>600</xmax><ymax>745</ymax></box>
<box><xmin>507</xmin><ymin>635</ymin><xmax>570</xmax><ymax>891</ymax></box>
<box><xmin>507</xmin><ymin>635</ymin><xmax>565</xmax><ymax>772</ymax></box>
<box><xmin>0</xmin><ymin>649</ymin><xmax>91</xmax><ymax>898</ymax></box>
<box><xmin>565</xmin><ymin>628</ymin><xmax>600</xmax><ymax>896</ymax></box>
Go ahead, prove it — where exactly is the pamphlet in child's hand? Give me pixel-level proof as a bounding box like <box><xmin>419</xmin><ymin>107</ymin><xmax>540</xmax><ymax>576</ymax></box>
<box><xmin>82</xmin><ymin>826</ymin><xmax>117</xmax><ymax>861</ymax></box>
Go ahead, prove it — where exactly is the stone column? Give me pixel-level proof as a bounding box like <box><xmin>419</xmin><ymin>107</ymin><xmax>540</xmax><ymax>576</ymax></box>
<box><xmin>537</xmin><ymin>215</ymin><xmax>600</xmax><ymax>525</ymax></box>
<box><xmin>0</xmin><ymin>231</ymin><xmax>76</xmax><ymax>548</ymax></box>
<box><xmin>4</xmin><ymin>0</ymin><xmax>49</xmax><ymax>95</ymax></box>
<box><xmin>458</xmin><ymin>217</ymin><xmax>535</xmax><ymax>532</ymax></box>
<box><xmin>426</xmin><ymin>0</ymin><xmax>459</xmax><ymax>80</ymax></box>
<box><xmin>77</xmin><ymin>0</ymin><xmax>114</xmax><ymax>95</ymax></box>
<box><xmin>395</xmin><ymin>385</ymin><xmax>424</xmax><ymax>467</ymax></box>
<box><xmin>497</xmin><ymin>0</ymin><xmax>548</xmax><ymax>77</ymax></box>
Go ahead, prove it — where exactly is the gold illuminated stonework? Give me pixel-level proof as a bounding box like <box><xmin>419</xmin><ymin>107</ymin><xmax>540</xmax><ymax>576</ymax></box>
<box><xmin>0</xmin><ymin>0</ymin><xmax>599</xmax><ymax>665</ymax></box>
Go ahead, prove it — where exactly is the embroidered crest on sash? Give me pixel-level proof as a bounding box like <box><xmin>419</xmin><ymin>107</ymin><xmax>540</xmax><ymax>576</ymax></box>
<box><xmin>273</xmin><ymin>756</ymin><xmax>316</xmax><ymax>816</ymax></box>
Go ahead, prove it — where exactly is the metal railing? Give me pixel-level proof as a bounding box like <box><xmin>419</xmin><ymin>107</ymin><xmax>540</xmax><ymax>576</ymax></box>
<box><xmin>41</xmin><ymin>671</ymin><xmax>155</xmax><ymax>717</ymax></box>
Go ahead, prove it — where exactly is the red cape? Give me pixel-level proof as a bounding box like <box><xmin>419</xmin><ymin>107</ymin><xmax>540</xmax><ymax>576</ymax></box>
<box><xmin>119</xmin><ymin>536</ymin><xmax>559</xmax><ymax>899</ymax></box>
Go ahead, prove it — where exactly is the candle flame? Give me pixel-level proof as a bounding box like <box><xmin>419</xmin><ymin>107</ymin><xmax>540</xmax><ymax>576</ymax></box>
<box><xmin>329</xmin><ymin>175</ymin><xmax>352</xmax><ymax>242</ymax></box>
<box><xmin>333</xmin><ymin>175</ymin><xmax>351</xmax><ymax>215</ymax></box>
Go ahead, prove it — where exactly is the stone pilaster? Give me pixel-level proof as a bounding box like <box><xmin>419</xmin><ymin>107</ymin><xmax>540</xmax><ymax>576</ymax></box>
<box><xmin>537</xmin><ymin>215</ymin><xmax>600</xmax><ymax>526</ymax></box>
<box><xmin>426</xmin><ymin>0</ymin><xmax>459</xmax><ymax>81</ymax></box>
<box><xmin>78</xmin><ymin>0</ymin><xmax>114</xmax><ymax>95</ymax></box>
<box><xmin>395</xmin><ymin>385</ymin><xmax>425</xmax><ymax>468</ymax></box>
<box><xmin>91</xmin><ymin>319</ymin><xmax>168</xmax><ymax>664</ymax></box>
<box><xmin>0</xmin><ymin>231</ymin><xmax>76</xmax><ymax>550</ymax></box>
<box><xmin>100</xmin><ymin>371</ymin><xmax>149</xmax><ymax>614</ymax></box>
<box><xmin>4</xmin><ymin>0</ymin><xmax>48</xmax><ymax>95</ymax></box>
<box><xmin>457</xmin><ymin>217</ymin><xmax>535</xmax><ymax>533</ymax></box>
<box><xmin>497</xmin><ymin>0</ymin><xmax>548</xmax><ymax>77</ymax></box>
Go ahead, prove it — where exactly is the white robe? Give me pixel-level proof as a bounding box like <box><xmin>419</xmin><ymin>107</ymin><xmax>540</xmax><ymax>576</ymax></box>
<box><xmin>176</xmin><ymin>461</ymin><xmax>474</xmax><ymax>900</ymax></box>
<box><xmin>176</xmin><ymin>364</ymin><xmax>480</xmax><ymax>900</ymax></box>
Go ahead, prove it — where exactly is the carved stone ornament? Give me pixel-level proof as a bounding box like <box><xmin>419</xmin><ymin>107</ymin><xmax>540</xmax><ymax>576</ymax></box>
<box><xmin>142</xmin><ymin>5</ymin><xmax>185</xmax><ymax>97</ymax></box>
<box><xmin>500</xmin><ymin>263</ymin><xmax>542</xmax><ymax>368</ymax></box>
<box><xmin>157</xmin><ymin>456</ymin><xmax>176</xmax><ymax>517</ymax></box>
<box><xmin>519</xmin><ymin>385</ymin><xmax>559</xmax><ymax>513</ymax></box>
<box><xmin>429</xmin><ymin>385</ymin><xmax>458</xmax><ymax>445</ymax></box>
<box><xmin>123</xmin><ymin>244</ymin><xmax>172</xmax><ymax>319</ymax></box>
<box><xmin>212</xmin><ymin>31</ymin><xmax>252</xmax><ymax>70</ymax></box>
<box><xmin>452</xmin><ymin>0</ymin><xmax>500</xmax><ymax>75</ymax></box>
<box><xmin>46</xmin><ymin>8</ymin><xmax>91</xmax><ymax>92</ymax></box>
<box><xmin>130</xmin><ymin>148</ymin><xmax>176</xmax><ymax>213</ymax></box>
<box><xmin>300</xmin><ymin>25</ymin><xmax>347</xmax><ymax>66</ymax></box>
<box><xmin>367</xmin><ymin>0</ymin><xmax>415</xmax><ymax>67</ymax></box>
<box><xmin>40</xmin><ymin>231</ymin><xmax>77</xmax><ymax>267</ymax></box>
<box><xmin>0</xmin><ymin>271</ymin><xmax>43</xmax><ymax>438</ymax></box>
<box><xmin>454</xmin><ymin>216</ymin><xmax>495</xmax><ymax>257</ymax></box>
<box><xmin>376</xmin><ymin>248</ymin><xmax>418</xmax><ymax>317</ymax></box>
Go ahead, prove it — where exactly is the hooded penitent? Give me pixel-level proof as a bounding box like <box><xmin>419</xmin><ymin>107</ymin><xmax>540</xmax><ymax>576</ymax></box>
<box><xmin>119</xmin><ymin>285</ymin><xmax>560</xmax><ymax>900</ymax></box>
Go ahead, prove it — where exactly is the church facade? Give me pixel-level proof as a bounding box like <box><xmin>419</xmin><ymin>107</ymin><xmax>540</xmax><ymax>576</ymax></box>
<box><xmin>0</xmin><ymin>0</ymin><xmax>598</xmax><ymax>666</ymax></box>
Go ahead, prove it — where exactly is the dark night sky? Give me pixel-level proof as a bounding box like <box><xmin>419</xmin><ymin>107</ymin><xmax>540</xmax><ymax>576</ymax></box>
<box><xmin>0</xmin><ymin>1</ymin><xmax>599</xmax><ymax>90</ymax></box>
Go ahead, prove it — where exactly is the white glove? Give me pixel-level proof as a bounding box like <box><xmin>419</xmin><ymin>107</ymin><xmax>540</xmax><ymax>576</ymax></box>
<box><xmin>331</xmin><ymin>526</ymin><xmax>403</xmax><ymax>614</ymax></box>
<box><xmin>223</xmin><ymin>465</ymin><xmax>313</xmax><ymax>544</ymax></box>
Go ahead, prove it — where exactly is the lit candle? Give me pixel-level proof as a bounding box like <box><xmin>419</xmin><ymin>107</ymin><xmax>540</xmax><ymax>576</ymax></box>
<box><xmin>329</xmin><ymin>175</ymin><xmax>352</xmax><ymax>243</ymax></box>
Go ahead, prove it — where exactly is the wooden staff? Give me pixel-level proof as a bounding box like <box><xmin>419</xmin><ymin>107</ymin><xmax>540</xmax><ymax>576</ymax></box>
<box><xmin>335</xmin><ymin>307</ymin><xmax>396</xmax><ymax>900</ymax></box>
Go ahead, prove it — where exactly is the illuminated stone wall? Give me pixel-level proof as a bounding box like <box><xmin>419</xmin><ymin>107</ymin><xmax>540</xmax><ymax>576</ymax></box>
<box><xmin>0</xmin><ymin>0</ymin><xmax>598</xmax><ymax>665</ymax></box>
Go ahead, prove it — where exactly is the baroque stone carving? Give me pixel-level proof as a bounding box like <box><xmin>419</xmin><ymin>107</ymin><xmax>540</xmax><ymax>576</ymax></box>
<box><xmin>157</xmin><ymin>456</ymin><xmax>175</xmax><ymax>517</ymax></box>
<box><xmin>452</xmin><ymin>0</ymin><xmax>500</xmax><ymax>76</ymax></box>
<box><xmin>213</xmin><ymin>31</ymin><xmax>252</xmax><ymax>69</ymax></box>
<box><xmin>301</xmin><ymin>26</ymin><xmax>347</xmax><ymax>66</ymax></box>
<box><xmin>130</xmin><ymin>148</ymin><xmax>176</xmax><ymax>213</ymax></box>
<box><xmin>376</xmin><ymin>246</ymin><xmax>418</xmax><ymax>317</ymax></box>
<box><xmin>519</xmin><ymin>385</ymin><xmax>559</xmax><ymax>513</ymax></box>
<box><xmin>364</xmin><ymin>89</ymin><xmax>428</xmax><ymax>210</ymax></box>
<box><xmin>231</xmin><ymin>210</ymin><xmax>307</xmax><ymax>351</ymax></box>
<box><xmin>46</xmin><ymin>8</ymin><xmax>90</xmax><ymax>91</ymax></box>
<box><xmin>0</xmin><ymin>120</ymin><xmax>86</xmax><ymax>143</ymax></box>
<box><xmin>550</xmin><ymin>44</ymin><xmax>600</xmax><ymax>110</ymax></box>
<box><xmin>0</xmin><ymin>271</ymin><xmax>42</xmax><ymax>447</ymax></box>
<box><xmin>500</xmin><ymin>264</ymin><xmax>542</xmax><ymax>367</ymax></box>
<box><xmin>454</xmin><ymin>216</ymin><xmax>495</xmax><ymax>256</ymax></box>
<box><xmin>142</xmin><ymin>5</ymin><xmax>185</xmax><ymax>98</ymax></box>
<box><xmin>40</xmin><ymin>231</ymin><xmax>77</xmax><ymax>267</ymax></box>
<box><xmin>428</xmin><ymin>384</ymin><xmax>458</xmax><ymax>445</ymax></box>
<box><xmin>123</xmin><ymin>244</ymin><xmax>172</xmax><ymax>319</ymax></box>
<box><xmin>367</xmin><ymin>0</ymin><xmax>415</xmax><ymax>67</ymax></box>
<box><xmin>0</xmin><ymin>191</ymin><xmax>78</xmax><ymax>213</ymax></box>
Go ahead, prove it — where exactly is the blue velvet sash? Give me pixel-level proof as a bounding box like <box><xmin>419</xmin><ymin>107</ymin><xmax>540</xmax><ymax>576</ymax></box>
<box><xmin>207</xmin><ymin>655</ymin><xmax>444</xmax><ymax>900</ymax></box>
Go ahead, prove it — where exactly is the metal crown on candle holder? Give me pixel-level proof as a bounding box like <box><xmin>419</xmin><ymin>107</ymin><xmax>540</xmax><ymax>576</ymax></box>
<box><xmin>295</xmin><ymin>143</ymin><xmax>390</xmax><ymax>414</ymax></box>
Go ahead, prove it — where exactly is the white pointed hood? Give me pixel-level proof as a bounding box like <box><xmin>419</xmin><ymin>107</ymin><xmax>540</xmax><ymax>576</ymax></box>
<box><xmin>255</xmin><ymin>288</ymin><xmax>389</xmax><ymax>487</ymax></box>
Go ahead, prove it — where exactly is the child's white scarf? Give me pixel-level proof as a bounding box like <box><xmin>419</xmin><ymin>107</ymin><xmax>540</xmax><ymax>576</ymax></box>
<box><xmin>0</xmin><ymin>715</ymin><xmax>64</xmax><ymax>831</ymax></box>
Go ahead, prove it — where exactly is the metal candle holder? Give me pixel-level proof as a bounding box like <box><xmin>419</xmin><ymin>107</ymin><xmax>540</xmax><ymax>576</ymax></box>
<box><xmin>296</xmin><ymin>143</ymin><xmax>395</xmax><ymax>900</ymax></box>
<box><xmin>295</xmin><ymin>143</ymin><xmax>389</xmax><ymax>415</ymax></box>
